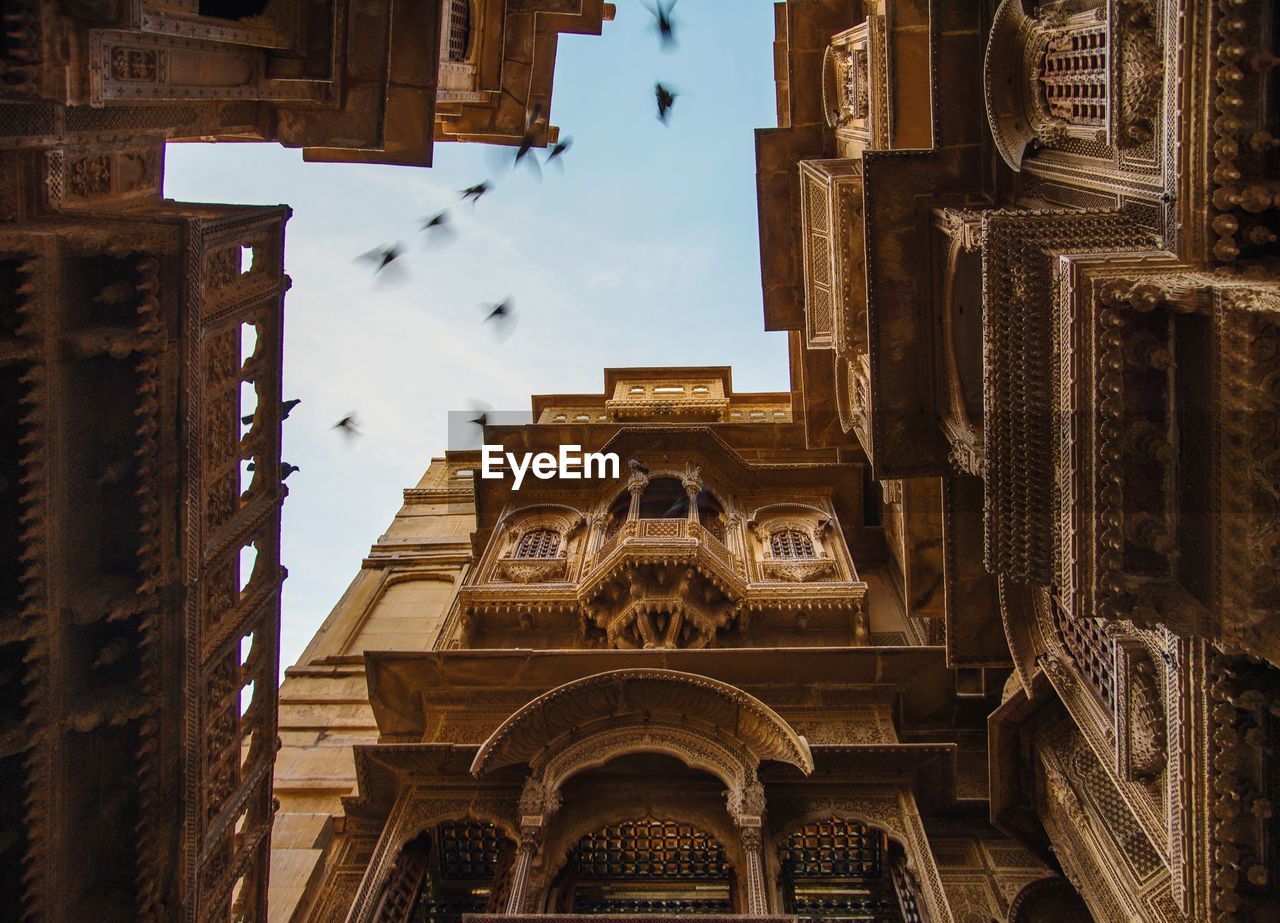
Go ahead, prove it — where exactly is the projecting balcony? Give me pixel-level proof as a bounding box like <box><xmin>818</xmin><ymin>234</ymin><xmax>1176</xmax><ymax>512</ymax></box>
<box><xmin>798</xmin><ymin>159</ymin><xmax>866</xmax><ymax>356</ymax></box>
<box><xmin>589</xmin><ymin>518</ymin><xmax>743</xmax><ymax>589</ymax></box>
<box><xmin>581</xmin><ymin>519</ymin><xmax>746</xmax><ymax>648</ymax></box>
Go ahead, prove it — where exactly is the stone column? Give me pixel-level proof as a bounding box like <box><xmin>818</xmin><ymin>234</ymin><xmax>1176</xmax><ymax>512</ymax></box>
<box><xmin>626</xmin><ymin>470</ymin><xmax>648</xmax><ymax>519</ymax></box>
<box><xmin>724</xmin><ymin>512</ymin><xmax>743</xmax><ymax>556</ymax></box>
<box><xmin>503</xmin><ymin>824</ymin><xmax>541</xmax><ymax>915</ymax></box>
<box><xmin>504</xmin><ymin>775</ymin><xmax>559</xmax><ymax>915</ymax></box>
<box><xmin>726</xmin><ymin>774</ymin><xmax>770</xmax><ymax>916</ymax></box>
<box><xmin>586</xmin><ymin>511</ymin><xmax>608</xmax><ymax>555</ymax></box>
<box><xmin>682</xmin><ymin>464</ymin><xmax>703</xmax><ymax>523</ymax></box>
<box><xmin>739</xmin><ymin>824</ymin><xmax>769</xmax><ymax>916</ymax></box>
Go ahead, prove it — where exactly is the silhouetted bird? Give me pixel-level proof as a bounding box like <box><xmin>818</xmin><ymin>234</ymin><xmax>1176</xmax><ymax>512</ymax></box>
<box><xmin>243</xmin><ymin>398</ymin><xmax>301</xmax><ymax>426</ymax></box>
<box><xmin>484</xmin><ymin>299</ymin><xmax>512</xmax><ymax>323</ymax></box>
<box><xmin>546</xmin><ymin>136</ymin><xmax>573</xmax><ymax>166</ymax></box>
<box><xmin>280</xmin><ymin>462</ymin><xmax>299</xmax><ymax>481</ymax></box>
<box><xmin>461</xmin><ymin>181</ymin><xmax>491</xmax><ymax>204</ymax></box>
<box><xmin>655</xmin><ymin>83</ymin><xmax>678</xmax><ymax>123</ymax></box>
<box><xmin>482</xmin><ymin>299</ymin><xmax>516</xmax><ymax>338</ymax></box>
<box><xmin>515</xmin><ymin>105</ymin><xmax>545</xmax><ymax>164</ymax></box>
<box><xmin>628</xmin><ymin>459</ymin><xmax>651</xmax><ymax>475</ymax></box>
<box><xmin>332</xmin><ymin>414</ymin><xmax>360</xmax><ymax>439</ymax></box>
<box><xmin>644</xmin><ymin>1</ymin><xmax>678</xmax><ymax>48</ymax></box>
<box><xmin>356</xmin><ymin>243</ymin><xmax>404</xmax><ymax>274</ymax></box>
<box><xmin>512</xmin><ymin>106</ymin><xmax>546</xmax><ymax>179</ymax></box>
<box><xmin>469</xmin><ymin>411</ymin><xmax>488</xmax><ymax>429</ymax></box>
<box><xmin>419</xmin><ymin>211</ymin><xmax>454</xmax><ymax>243</ymax></box>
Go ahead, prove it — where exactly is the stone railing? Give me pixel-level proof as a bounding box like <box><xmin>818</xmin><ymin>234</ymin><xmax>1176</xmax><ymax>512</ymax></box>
<box><xmin>592</xmin><ymin>518</ymin><xmax>741</xmax><ymax>578</ymax></box>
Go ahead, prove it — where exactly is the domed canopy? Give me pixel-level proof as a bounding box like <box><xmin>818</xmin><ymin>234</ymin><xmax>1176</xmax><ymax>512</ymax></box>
<box><xmin>470</xmin><ymin>668</ymin><xmax>813</xmax><ymax>777</ymax></box>
<box><xmin>984</xmin><ymin>0</ymin><xmax>1040</xmax><ymax>171</ymax></box>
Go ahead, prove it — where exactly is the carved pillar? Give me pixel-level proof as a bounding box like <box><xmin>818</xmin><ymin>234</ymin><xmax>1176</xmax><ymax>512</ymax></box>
<box><xmin>739</xmin><ymin>824</ymin><xmax>769</xmax><ymax>916</ymax></box>
<box><xmin>586</xmin><ymin>512</ymin><xmax>608</xmax><ymax>555</ymax></box>
<box><xmin>626</xmin><ymin>471</ymin><xmax>647</xmax><ymax>519</ymax></box>
<box><xmin>505</xmin><ymin>775</ymin><xmax>560</xmax><ymax>915</ymax></box>
<box><xmin>724</xmin><ymin>512</ymin><xmax>744</xmax><ymax>558</ymax></box>
<box><xmin>503</xmin><ymin>824</ymin><xmax>541</xmax><ymax>915</ymax></box>
<box><xmin>682</xmin><ymin>464</ymin><xmax>703</xmax><ymax>523</ymax></box>
<box><xmin>726</xmin><ymin>775</ymin><xmax>770</xmax><ymax>916</ymax></box>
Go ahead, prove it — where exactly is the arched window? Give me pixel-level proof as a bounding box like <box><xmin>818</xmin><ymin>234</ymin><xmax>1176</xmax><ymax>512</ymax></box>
<box><xmin>770</xmin><ymin>528</ymin><xmax>814</xmax><ymax>558</ymax></box>
<box><xmin>514</xmin><ymin>528</ymin><xmax>560</xmax><ymax>559</ymax></box>
<box><xmin>779</xmin><ymin>817</ymin><xmax>901</xmax><ymax>919</ymax></box>
<box><xmin>447</xmin><ymin>0</ymin><xmax>472</xmax><ymax>62</ymax></box>
<box><xmin>603</xmin><ymin>492</ymin><xmax>630</xmax><ymax>541</ymax></box>
<box><xmin>637</xmin><ymin>477</ymin><xmax>688</xmax><ymax>519</ymax></box>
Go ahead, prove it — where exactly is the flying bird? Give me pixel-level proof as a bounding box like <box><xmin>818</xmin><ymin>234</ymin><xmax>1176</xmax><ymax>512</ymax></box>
<box><xmin>469</xmin><ymin>411</ymin><xmax>488</xmax><ymax>429</ymax></box>
<box><xmin>419</xmin><ymin>210</ymin><xmax>455</xmax><ymax>243</ymax></box>
<box><xmin>654</xmin><ymin>82</ymin><xmax>678</xmax><ymax>123</ymax></box>
<box><xmin>546</xmin><ymin>136</ymin><xmax>572</xmax><ymax>166</ymax></box>
<box><xmin>460</xmin><ymin>181</ymin><xmax>491</xmax><ymax>204</ymax></box>
<box><xmin>332</xmin><ymin>414</ymin><xmax>361</xmax><ymax>439</ymax></box>
<box><xmin>513</xmin><ymin>105</ymin><xmax>546</xmax><ymax>179</ymax></box>
<box><xmin>484</xmin><ymin>299</ymin><xmax>512</xmax><ymax>323</ymax></box>
<box><xmin>356</xmin><ymin>243</ymin><xmax>405</xmax><ymax>277</ymax></box>
<box><xmin>628</xmin><ymin>459</ymin><xmax>651</xmax><ymax>475</ymax></box>
<box><xmin>515</xmin><ymin>104</ymin><xmax>545</xmax><ymax>163</ymax></box>
<box><xmin>482</xmin><ymin>298</ymin><xmax>516</xmax><ymax>338</ymax></box>
<box><xmin>643</xmin><ymin>0</ymin><xmax>679</xmax><ymax>48</ymax></box>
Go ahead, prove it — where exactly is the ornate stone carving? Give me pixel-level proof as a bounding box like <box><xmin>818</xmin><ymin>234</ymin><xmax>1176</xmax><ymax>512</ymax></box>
<box><xmin>494</xmin><ymin>556</ymin><xmax>568</xmax><ymax>584</ymax></box>
<box><xmin>1115</xmin><ymin>0</ymin><xmax>1161</xmax><ymax>147</ymax></box>
<box><xmin>110</xmin><ymin>47</ymin><xmax>161</xmax><ymax>82</ymax></box>
<box><xmin>725</xmin><ymin>775</ymin><xmax>767</xmax><ymax>827</ymax></box>
<box><xmin>67</xmin><ymin>155</ymin><xmax>110</xmax><ymax>197</ymax></box>
<box><xmin>1127</xmin><ymin>651</ymin><xmax>1167</xmax><ymax>782</ymax></box>
<box><xmin>758</xmin><ymin>556</ymin><xmax>837</xmax><ymax>582</ymax></box>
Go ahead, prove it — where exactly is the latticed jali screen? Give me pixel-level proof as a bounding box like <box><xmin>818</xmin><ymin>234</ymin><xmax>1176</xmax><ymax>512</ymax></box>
<box><xmin>576</xmin><ymin>819</ymin><xmax>730</xmax><ymax>879</ymax></box>
<box><xmin>780</xmin><ymin>817</ymin><xmax>883</xmax><ymax>879</ymax></box>
<box><xmin>513</xmin><ymin>528</ymin><xmax>561</xmax><ymax>560</ymax></box>
<box><xmin>437</xmin><ymin>820</ymin><xmax>505</xmax><ymax>879</ymax></box>
<box><xmin>1052</xmin><ymin>601</ymin><xmax>1116</xmax><ymax>711</ymax></box>
<box><xmin>771</xmin><ymin>528</ymin><xmax>816</xmax><ymax>559</ymax></box>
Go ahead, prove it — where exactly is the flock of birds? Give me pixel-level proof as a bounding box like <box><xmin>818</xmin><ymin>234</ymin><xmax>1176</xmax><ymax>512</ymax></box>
<box><xmin>276</xmin><ymin>1</ymin><xmax>684</xmax><ymax>477</ymax></box>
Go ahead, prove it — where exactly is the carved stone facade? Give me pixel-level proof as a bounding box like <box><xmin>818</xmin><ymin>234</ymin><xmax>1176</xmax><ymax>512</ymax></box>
<box><xmin>757</xmin><ymin>1</ymin><xmax>1280</xmax><ymax>921</ymax></box>
<box><xmin>267</xmin><ymin>2</ymin><xmax>1278</xmax><ymax>918</ymax></box>
<box><xmin>1</xmin><ymin>4</ymin><xmax>612</xmax><ymax>921</ymax></box>
<box><xmin>8</xmin><ymin>0</ymin><xmax>1274</xmax><ymax>919</ymax></box>
<box><xmin>266</xmin><ymin>366</ymin><xmax>1015</xmax><ymax>922</ymax></box>
<box><xmin>0</xmin><ymin>193</ymin><xmax>290</xmax><ymax>922</ymax></box>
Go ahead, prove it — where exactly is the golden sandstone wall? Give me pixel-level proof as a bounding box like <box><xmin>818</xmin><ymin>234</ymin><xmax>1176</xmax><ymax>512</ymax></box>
<box><xmin>271</xmin><ymin>460</ymin><xmax>474</xmax><ymax>921</ymax></box>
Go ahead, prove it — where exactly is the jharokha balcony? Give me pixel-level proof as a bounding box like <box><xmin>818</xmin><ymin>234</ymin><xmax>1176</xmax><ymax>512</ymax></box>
<box><xmin>447</xmin><ymin>465</ymin><xmax>869</xmax><ymax>651</ymax></box>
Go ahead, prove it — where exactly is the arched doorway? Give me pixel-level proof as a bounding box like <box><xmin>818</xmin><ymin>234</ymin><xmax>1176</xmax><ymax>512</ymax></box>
<box><xmin>777</xmin><ymin>816</ymin><xmax>910</xmax><ymax>921</ymax></box>
<box><xmin>533</xmin><ymin>750</ymin><xmax>746</xmax><ymax>914</ymax></box>
<box><xmin>369</xmin><ymin>820</ymin><xmax>516</xmax><ymax>923</ymax></box>
<box><xmin>1008</xmin><ymin>876</ymin><xmax>1094</xmax><ymax>922</ymax></box>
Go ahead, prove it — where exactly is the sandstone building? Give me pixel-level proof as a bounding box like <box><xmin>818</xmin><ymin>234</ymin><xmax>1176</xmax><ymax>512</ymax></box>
<box><xmin>272</xmin><ymin>365</ymin><xmax>1041</xmax><ymax>923</ymax></box>
<box><xmin>270</xmin><ymin>0</ymin><xmax>1280</xmax><ymax>921</ymax></box>
<box><xmin>1</xmin><ymin>0</ymin><xmax>1277</xmax><ymax>921</ymax></box>
<box><xmin>0</xmin><ymin>2</ymin><xmax>611</xmax><ymax>921</ymax></box>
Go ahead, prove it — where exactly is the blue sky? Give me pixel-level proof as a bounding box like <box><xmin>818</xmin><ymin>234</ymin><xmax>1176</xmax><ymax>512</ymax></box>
<box><xmin>165</xmin><ymin>0</ymin><xmax>785</xmax><ymax>672</ymax></box>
